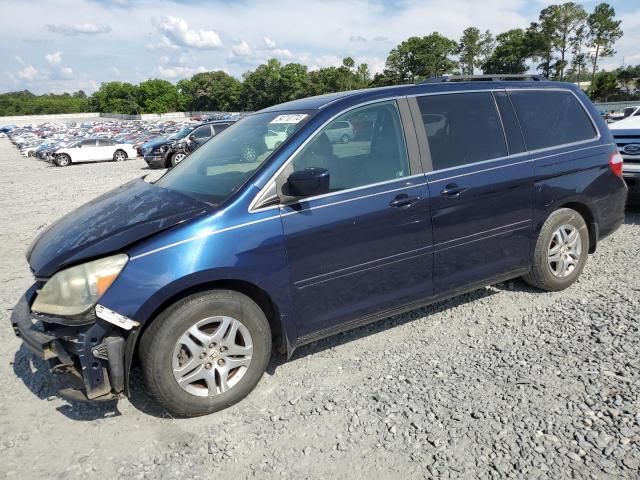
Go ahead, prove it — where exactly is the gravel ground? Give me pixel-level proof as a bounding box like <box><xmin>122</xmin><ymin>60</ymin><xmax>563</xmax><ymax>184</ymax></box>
<box><xmin>0</xmin><ymin>136</ymin><xmax>639</xmax><ymax>479</ymax></box>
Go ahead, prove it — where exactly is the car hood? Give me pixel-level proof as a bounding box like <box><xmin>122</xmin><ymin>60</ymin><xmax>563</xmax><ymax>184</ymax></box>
<box><xmin>27</xmin><ymin>178</ymin><xmax>211</xmax><ymax>277</ymax></box>
<box><xmin>609</xmin><ymin>116</ymin><xmax>640</xmax><ymax>132</ymax></box>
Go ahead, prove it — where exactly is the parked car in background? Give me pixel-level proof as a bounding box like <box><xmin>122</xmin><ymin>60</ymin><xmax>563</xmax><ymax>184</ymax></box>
<box><xmin>11</xmin><ymin>76</ymin><xmax>627</xmax><ymax>417</ymax></box>
<box><xmin>146</xmin><ymin>121</ymin><xmax>236</xmax><ymax>168</ymax></box>
<box><xmin>610</xmin><ymin>115</ymin><xmax>640</xmax><ymax>203</ymax></box>
<box><xmin>52</xmin><ymin>138</ymin><xmax>137</xmax><ymax>167</ymax></box>
<box><xmin>324</xmin><ymin>119</ymin><xmax>355</xmax><ymax>143</ymax></box>
<box><xmin>609</xmin><ymin>106</ymin><xmax>640</xmax><ymax>122</ymax></box>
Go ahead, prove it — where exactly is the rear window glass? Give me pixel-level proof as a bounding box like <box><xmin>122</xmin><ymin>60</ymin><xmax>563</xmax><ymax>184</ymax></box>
<box><xmin>417</xmin><ymin>92</ymin><xmax>507</xmax><ymax>171</ymax></box>
<box><xmin>508</xmin><ymin>90</ymin><xmax>597</xmax><ymax>150</ymax></box>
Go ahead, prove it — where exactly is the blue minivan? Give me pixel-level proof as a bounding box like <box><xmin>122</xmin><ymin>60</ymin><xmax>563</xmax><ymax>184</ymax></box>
<box><xmin>12</xmin><ymin>76</ymin><xmax>627</xmax><ymax>416</ymax></box>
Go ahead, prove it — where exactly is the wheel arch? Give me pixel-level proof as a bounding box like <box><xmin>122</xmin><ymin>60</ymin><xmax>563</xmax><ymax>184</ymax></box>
<box><xmin>556</xmin><ymin>201</ymin><xmax>597</xmax><ymax>253</ymax></box>
<box><xmin>123</xmin><ymin>278</ymin><xmax>289</xmax><ymax>395</ymax></box>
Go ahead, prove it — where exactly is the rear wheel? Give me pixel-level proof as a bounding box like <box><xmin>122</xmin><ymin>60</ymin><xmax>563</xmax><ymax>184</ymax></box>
<box><xmin>341</xmin><ymin>134</ymin><xmax>350</xmax><ymax>144</ymax></box>
<box><xmin>113</xmin><ymin>150</ymin><xmax>127</xmax><ymax>162</ymax></box>
<box><xmin>54</xmin><ymin>154</ymin><xmax>71</xmax><ymax>167</ymax></box>
<box><xmin>139</xmin><ymin>290</ymin><xmax>272</xmax><ymax>417</ymax></box>
<box><xmin>523</xmin><ymin>208</ymin><xmax>589</xmax><ymax>291</ymax></box>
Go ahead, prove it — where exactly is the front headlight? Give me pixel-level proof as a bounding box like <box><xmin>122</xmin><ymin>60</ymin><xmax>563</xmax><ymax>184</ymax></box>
<box><xmin>32</xmin><ymin>254</ymin><xmax>128</xmax><ymax>317</ymax></box>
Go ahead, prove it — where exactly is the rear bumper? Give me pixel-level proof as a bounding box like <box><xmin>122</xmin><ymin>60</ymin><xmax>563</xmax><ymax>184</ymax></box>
<box><xmin>11</xmin><ymin>285</ymin><xmax>126</xmax><ymax>401</ymax></box>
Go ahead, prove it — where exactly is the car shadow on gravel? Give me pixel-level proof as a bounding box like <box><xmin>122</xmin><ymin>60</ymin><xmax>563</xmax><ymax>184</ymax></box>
<box><xmin>12</xmin><ymin>345</ymin><xmax>121</xmax><ymax>421</ymax></box>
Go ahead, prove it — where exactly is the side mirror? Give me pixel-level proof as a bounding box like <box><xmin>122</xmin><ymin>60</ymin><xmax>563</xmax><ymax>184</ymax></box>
<box><xmin>286</xmin><ymin>167</ymin><xmax>330</xmax><ymax>198</ymax></box>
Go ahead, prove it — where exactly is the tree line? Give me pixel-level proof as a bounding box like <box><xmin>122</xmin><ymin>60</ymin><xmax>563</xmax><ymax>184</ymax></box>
<box><xmin>1</xmin><ymin>2</ymin><xmax>636</xmax><ymax>117</ymax></box>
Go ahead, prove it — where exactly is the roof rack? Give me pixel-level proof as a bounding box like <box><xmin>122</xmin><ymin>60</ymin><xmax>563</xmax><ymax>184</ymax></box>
<box><xmin>419</xmin><ymin>74</ymin><xmax>547</xmax><ymax>84</ymax></box>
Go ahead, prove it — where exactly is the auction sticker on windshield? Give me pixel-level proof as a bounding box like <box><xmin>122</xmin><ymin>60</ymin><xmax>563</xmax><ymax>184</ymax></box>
<box><xmin>271</xmin><ymin>114</ymin><xmax>308</xmax><ymax>124</ymax></box>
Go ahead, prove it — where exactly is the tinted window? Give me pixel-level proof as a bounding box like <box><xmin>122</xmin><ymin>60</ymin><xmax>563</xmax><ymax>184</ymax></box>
<box><xmin>417</xmin><ymin>92</ymin><xmax>507</xmax><ymax>170</ymax></box>
<box><xmin>97</xmin><ymin>139</ymin><xmax>112</xmax><ymax>146</ymax></box>
<box><xmin>81</xmin><ymin>139</ymin><xmax>96</xmax><ymax>146</ymax></box>
<box><xmin>291</xmin><ymin>101</ymin><xmax>409</xmax><ymax>191</ymax></box>
<box><xmin>494</xmin><ymin>91</ymin><xmax>526</xmax><ymax>155</ymax></box>
<box><xmin>508</xmin><ymin>90</ymin><xmax>597</xmax><ymax>150</ymax></box>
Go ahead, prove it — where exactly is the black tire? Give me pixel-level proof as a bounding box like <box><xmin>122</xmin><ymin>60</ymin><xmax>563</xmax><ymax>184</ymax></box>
<box><xmin>113</xmin><ymin>149</ymin><xmax>127</xmax><ymax>162</ymax></box>
<box><xmin>54</xmin><ymin>154</ymin><xmax>71</xmax><ymax>167</ymax></box>
<box><xmin>523</xmin><ymin>208</ymin><xmax>589</xmax><ymax>291</ymax></box>
<box><xmin>139</xmin><ymin>290</ymin><xmax>272</xmax><ymax>417</ymax></box>
<box><xmin>341</xmin><ymin>134</ymin><xmax>350</xmax><ymax>144</ymax></box>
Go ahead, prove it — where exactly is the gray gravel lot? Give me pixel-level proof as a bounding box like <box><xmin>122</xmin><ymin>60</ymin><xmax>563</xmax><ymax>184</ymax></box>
<box><xmin>0</xmin><ymin>136</ymin><xmax>639</xmax><ymax>479</ymax></box>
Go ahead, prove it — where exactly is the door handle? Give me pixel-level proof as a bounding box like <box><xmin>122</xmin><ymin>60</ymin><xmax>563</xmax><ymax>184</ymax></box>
<box><xmin>440</xmin><ymin>183</ymin><xmax>468</xmax><ymax>197</ymax></box>
<box><xmin>389</xmin><ymin>194</ymin><xmax>420</xmax><ymax>208</ymax></box>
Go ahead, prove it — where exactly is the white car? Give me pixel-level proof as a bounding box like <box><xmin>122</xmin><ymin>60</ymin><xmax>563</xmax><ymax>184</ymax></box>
<box><xmin>324</xmin><ymin>120</ymin><xmax>355</xmax><ymax>144</ymax></box>
<box><xmin>53</xmin><ymin>138</ymin><xmax>137</xmax><ymax>167</ymax></box>
<box><xmin>609</xmin><ymin>115</ymin><xmax>640</xmax><ymax>201</ymax></box>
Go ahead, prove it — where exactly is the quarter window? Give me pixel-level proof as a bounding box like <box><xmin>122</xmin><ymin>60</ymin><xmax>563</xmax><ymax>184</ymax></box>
<box><xmin>291</xmin><ymin>101</ymin><xmax>409</xmax><ymax>191</ymax></box>
<box><xmin>508</xmin><ymin>90</ymin><xmax>597</xmax><ymax>150</ymax></box>
<box><xmin>416</xmin><ymin>92</ymin><xmax>507</xmax><ymax>171</ymax></box>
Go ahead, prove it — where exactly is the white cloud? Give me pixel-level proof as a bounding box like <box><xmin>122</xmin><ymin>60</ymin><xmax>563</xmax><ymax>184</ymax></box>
<box><xmin>60</xmin><ymin>67</ymin><xmax>73</xmax><ymax>78</ymax></box>
<box><xmin>45</xmin><ymin>22</ymin><xmax>112</xmax><ymax>35</ymax></box>
<box><xmin>158</xmin><ymin>65</ymin><xmax>207</xmax><ymax>80</ymax></box>
<box><xmin>270</xmin><ymin>48</ymin><xmax>295</xmax><ymax>60</ymax></box>
<box><xmin>45</xmin><ymin>51</ymin><xmax>63</xmax><ymax>65</ymax></box>
<box><xmin>17</xmin><ymin>65</ymin><xmax>38</xmax><ymax>81</ymax></box>
<box><xmin>15</xmin><ymin>55</ymin><xmax>25</xmax><ymax>66</ymax></box>
<box><xmin>153</xmin><ymin>15</ymin><xmax>222</xmax><ymax>50</ymax></box>
<box><xmin>263</xmin><ymin>36</ymin><xmax>277</xmax><ymax>49</ymax></box>
<box><xmin>231</xmin><ymin>40</ymin><xmax>251</xmax><ymax>57</ymax></box>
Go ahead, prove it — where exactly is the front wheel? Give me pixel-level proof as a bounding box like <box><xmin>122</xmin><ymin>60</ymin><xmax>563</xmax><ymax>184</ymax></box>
<box><xmin>54</xmin><ymin>154</ymin><xmax>71</xmax><ymax>167</ymax></box>
<box><xmin>170</xmin><ymin>151</ymin><xmax>187</xmax><ymax>167</ymax></box>
<box><xmin>239</xmin><ymin>146</ymin><xmax>258</xmax><ymax>163</ymax></box>
<box><xmin>341</xmin><ymin>134</ymin><xmax>350</xmax><ymax>144</ymax></box>
<box><xmin>523</xmin><ymin>208</ymin><xmax>589</xmax><ymax>291</ymax></box>
<box><xmin>139</xmin><ymin>290</ymin><xmax>272</xmax><ymax>417</ymax></box>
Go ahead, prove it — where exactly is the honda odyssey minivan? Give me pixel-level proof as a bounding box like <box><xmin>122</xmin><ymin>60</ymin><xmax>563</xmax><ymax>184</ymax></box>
<box><xmin>11</xmin><ymin>76</ymin><xmax>627</xmax><ymax>417</ymax></box>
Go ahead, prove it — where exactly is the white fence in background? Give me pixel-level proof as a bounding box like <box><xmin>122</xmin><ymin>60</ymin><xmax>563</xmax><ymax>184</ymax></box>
<box><xmin>0</xmin><ymin>112</ymin><xmax>98</xmax><ymax>126</ymax></box>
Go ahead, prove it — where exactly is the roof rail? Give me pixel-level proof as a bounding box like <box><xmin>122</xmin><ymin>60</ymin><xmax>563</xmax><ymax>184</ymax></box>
<box><xmin>419</xmin><ymin>74</ymin><xmax>547</xmax><ymax>84</ymax></box>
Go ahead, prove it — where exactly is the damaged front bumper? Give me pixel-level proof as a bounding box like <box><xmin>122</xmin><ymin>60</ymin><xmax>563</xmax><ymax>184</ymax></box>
<box><xmin>11</xmin><ymin>284</ymin><xmax>131</xmax><ymax>401</ymax></box>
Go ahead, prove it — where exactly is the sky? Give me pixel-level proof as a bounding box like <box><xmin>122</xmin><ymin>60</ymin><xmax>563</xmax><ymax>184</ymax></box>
<box><xmin>1</xmin><ymin>0</ymin><xmax>639</xmax><ymax>94</ymax></box>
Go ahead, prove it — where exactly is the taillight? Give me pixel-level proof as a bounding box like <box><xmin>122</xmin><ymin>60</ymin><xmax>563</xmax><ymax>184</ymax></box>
<box><xmin>609</xmin><ymin>152</ymin><xmax>624</xmax><ymax>177</ymax></box>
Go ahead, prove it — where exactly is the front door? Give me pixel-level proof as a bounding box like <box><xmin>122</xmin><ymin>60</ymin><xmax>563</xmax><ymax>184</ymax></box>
<box><xmin>278</xmin><ymin>100</ymin><xmax>433</xmax><ymax>338</ymax></box>
<box><xmin>413</xmin><ymin>91</ymin><xmax>534</xmax><ymax>295</ymax></box>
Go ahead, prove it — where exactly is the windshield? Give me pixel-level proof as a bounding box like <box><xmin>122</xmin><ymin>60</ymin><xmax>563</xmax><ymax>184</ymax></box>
<box><xmin>156</xmin><ymin>111</ymin><xmax>312</xmax><ymax>204</ymax></box>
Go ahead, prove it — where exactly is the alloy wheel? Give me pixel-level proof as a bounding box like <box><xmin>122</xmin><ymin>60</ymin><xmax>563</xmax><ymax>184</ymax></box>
<box><xmin>547</xmin><ymin>224</ymin><xmax>582</xmax><ymax>278</ymax></box>
<box><xmin>172</xmin><ymin>316</ymin><xmax>253</xmax><ymax>397</ymax></box>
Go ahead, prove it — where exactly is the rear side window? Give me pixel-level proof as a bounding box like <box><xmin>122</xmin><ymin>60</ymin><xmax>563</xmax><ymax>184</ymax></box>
<box><xmin>417</xmin><ymin>92</ymin><xmax>507</xmax><ymax>171</ymax></box>
<box><xmin>508</xmin><ymin>90</ymin><xmax>597</xmax><ymax>150</ymax></box>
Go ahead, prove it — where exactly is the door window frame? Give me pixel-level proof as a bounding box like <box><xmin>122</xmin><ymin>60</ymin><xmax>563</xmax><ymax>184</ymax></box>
<box><xmin>249</xmin><ymin>97</ymin><xmax>423</xmax><ymax>212</ymax></box>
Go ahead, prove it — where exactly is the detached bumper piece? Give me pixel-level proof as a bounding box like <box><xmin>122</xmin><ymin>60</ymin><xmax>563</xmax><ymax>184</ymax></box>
<box><xmin>11</xmin><ymin>285</ymin><xmax>127</xmax><ymax>401</ymax></box>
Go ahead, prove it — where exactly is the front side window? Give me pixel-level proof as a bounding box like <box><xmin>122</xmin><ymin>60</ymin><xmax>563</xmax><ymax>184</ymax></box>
<box><xmin>192</xmin><ymin>125</ymin><xmax>212</xmax><ymax>139</ymax></box>
<box><xmin>508</xmin><ymin>90</ymin><xmax>597</xmax><ymax>150</ymax></box>
<box><xmin>156</xmin><ymin>111</ymin><xmax>312</xmax><ymax>204</ymax></box>
<box><xmin>417</xmin><ymin>92</ymin><xmax>507</xmax><ymax>171</ymax></box>
<box><xmin>290</xmin><ymin>101</ymin><xmax>409</xmax><ymax>192</ymax></box>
